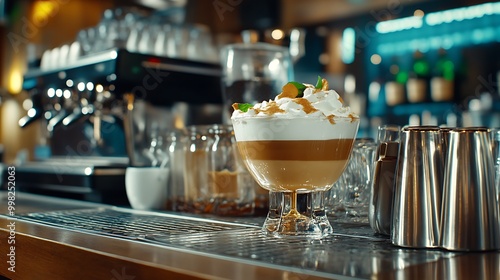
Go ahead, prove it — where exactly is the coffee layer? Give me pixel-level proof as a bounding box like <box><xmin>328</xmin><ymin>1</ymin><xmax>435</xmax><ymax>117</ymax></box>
<box><xmin>243</xmin><ymin>159</ymin><xmax>348</xmax><ymax>191</ymax></box>
<box><xmin>237</xmin><ymin>139</ymin><xmax>355</xmax><ymax>161</ymax></box>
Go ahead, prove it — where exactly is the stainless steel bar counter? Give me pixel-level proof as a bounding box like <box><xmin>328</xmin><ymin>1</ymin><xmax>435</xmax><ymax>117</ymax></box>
<box><xmin>1</xmin><ymin>191</ymin><xmax>499</xmax><ymax>280</ymax></box>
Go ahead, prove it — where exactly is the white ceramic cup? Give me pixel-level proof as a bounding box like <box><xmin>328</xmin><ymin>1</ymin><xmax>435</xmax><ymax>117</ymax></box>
<box><xmin>125</xmin><ymin>167</ymin><xmax>169</xmax><ymax>211</ymax></box>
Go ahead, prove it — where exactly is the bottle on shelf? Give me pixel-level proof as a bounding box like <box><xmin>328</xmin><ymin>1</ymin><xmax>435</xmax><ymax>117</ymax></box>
<box><xmin>406</xmin><ymin>50</ymin><xmax>430</xmax><ymax>103</ymax></box>
<box><xmin>384</xmin><ymin>56</ymin><xmax>407</xmax><ymax>106</ymax></box>
<box><xmin>430</xmin><ymin>48</ymin><xmax>455</xmax><ymax>102</ymax></box>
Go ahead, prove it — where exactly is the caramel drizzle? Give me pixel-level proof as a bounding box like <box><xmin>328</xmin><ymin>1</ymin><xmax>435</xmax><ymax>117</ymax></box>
<box><xmin>348</xmin><ymin>113</ymin><xmax>358</xmax><ymax>122</ymax></box>
<box><xmin>277</xmin><ymin>89</ymin><xmax>296</xmax><ymax>99</ymax></box>
<box><xmin>254</xmin><ymin>101</ymin><xmax>285</xmax><ymax>115</ymax></box>
<box><xmin>293</xmin><ymin>98</ymin><xmax>317</xmax><ymax>114</ymax></box>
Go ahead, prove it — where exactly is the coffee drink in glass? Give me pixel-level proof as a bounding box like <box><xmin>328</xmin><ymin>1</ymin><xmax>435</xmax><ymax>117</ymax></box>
<box><xmin>232</xmin><ymin>78</ymin><xmax>359</xmax><ymax>238</ymax></box>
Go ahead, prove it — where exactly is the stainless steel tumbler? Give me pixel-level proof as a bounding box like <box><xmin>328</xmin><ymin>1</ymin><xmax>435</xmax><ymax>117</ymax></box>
<box><xmin>369</xmin><ymin>125</ymin><xmax>401</xmax><ymax>235</ymax></box>
<box><xmin>369</xmin><ymin>141</ymin><xmax>399</xmax><ymax>235</ymax></box>
<box><xmin>440</xmin><ymin>127</ymin><xmax>500</xmax><ymax>251</ymax></box>
<box><xmin>391</xmin><ymin>126</ymin><xmax>444</xmax><ymax>248</ymax></box>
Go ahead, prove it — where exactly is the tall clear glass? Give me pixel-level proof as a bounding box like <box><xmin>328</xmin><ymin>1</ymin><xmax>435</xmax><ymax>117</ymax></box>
<box><xmin>206</xmin><ymin>124</ymin><xmax>255</xmax><ymax>216</ymax></box>
<box><xmin>341</xmin><ymin>138</ymin><xmax>378</xmax><ymax>222</ymax></box>
<box><xmin>220</xmin><ymin>43</ymin><xmax>294</xmax><ymax>124</ymax></box>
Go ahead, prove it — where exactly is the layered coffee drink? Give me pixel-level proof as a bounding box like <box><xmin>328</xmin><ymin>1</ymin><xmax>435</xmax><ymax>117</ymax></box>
<box><xmin>232</xmin><ymin>79</ymin><xmax>359</xmax><ymax>193</ymax></box>
<box><xmin>231</xmin><ymin>77</ymin><xmax>359</xmax><ymax>238</ymax></box>
<box><xmin>236</xmin><ymin>131</ymin><xmax>355</xmax><ymax>192</ymax></box>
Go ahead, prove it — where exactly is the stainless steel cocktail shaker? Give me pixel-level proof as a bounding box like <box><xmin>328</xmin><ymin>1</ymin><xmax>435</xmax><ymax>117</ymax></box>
<box><xmin>440</xmin><ymin>127</ymin><xmax>500</xmax><ymax>251</ymax></box>
<box><xmin>369</xmin><ymin>141</ymin><xmax>399</xmax><ymax>235</ymax></box>
<box><xmin>369</xmin><ymin>125</ymin><xmax>401</xmax><ymax>236</ymax></box>
<box><xmin>391</xmin><ymin>126</ymin><xmax>444</xmax><ymax>248</ymax></box>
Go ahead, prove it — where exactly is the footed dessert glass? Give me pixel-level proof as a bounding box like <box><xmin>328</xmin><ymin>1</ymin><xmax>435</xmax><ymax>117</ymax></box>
<box><xmin>232</xmin><ymin>116</ymin><xmax>359</xmax><ymax>238</ymax></box>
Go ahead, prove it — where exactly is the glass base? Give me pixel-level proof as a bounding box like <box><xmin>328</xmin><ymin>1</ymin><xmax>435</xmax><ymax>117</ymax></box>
<box><xmin>262</xmin><ymin>191</ymin><xmax>333</xmax><ymax>239</ymax></box>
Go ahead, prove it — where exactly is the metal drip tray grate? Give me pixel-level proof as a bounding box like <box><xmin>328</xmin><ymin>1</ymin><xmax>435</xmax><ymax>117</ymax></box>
<box><xmin>148</xmin><ymin>229</ymin><xmax>386</xmax><ymax>264</ymax></box>
<box><xmin>145</xmin><ymin>229</ymin><xmax>450</xmax><ymax>278</ymax></box>
<box><xmin>17</xmin><ymin>207</ymin><xmax>257</xmax><ymax>239</ymax></box>
<box><xmin>15</xmin><ymin>207</ymin><xmax>456</xmax><ymax>279</ymax></box>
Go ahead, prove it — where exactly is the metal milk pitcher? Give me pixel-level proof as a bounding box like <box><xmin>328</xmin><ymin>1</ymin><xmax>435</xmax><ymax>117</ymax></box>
<box><xmin>369</xmin><ymin>124</ymin><xmax>401</xmax><ymax>236</ymax></box>
<box><xmin>391</xmin><ymin>126</ymin><xmax>444</xmax><ymax>248</ymax></box>
<box><xmin>369</xmin><ymin>141</ymin><xmax>399</xmax><ymax>235</ymax></box>
<box><xmin>440</xmin><ymin>127</ymin><xmax>500</xmax><ymax>251</ymax></box>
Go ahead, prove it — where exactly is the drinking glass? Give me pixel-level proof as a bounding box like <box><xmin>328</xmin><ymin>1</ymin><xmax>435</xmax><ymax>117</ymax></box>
<box><xmin>126</xmin><ymin>99</ymin><xmax>174</xmax><ymax>167</ymax></box>
<box><xmin>153</xmin><ymin>24</ymin><xmax>173</xmax><ymax>57</ymax></box>
<box><xmin>180</xmin><ymin>125</ymin><xmax>212</xmax><ymax>213</ymax></box>
<box><xmin>170</xmin><ymin>124</ymin><xmax>258</xmax><ymax>216</ymax></box>
<box><xmin>232</xmin><ymin>116</ymin><xmax>360</xmax><ymax>238</ymax></box>
<box><xmin>76</xmin><ymin>28</ymin><xmax>97</xmax><ymax>55</ymax></box>
<box><xmin>206</xmin><ymin>125</ymin><xmax>256</xmax><ymax>216</ymax></box>
<box><xmin>341</xmin><ymin>138</ymin><xmax>378</xmax><ymax>222</ymax></box>
<box><xmin>220</xmin><ymin>43</ymin><xmax>294</xmax><ymax>124</ymax></box>
<box><xmin>164</xmin><ymin>129</ymin><xmax>186</xmax><ymax>211</ymax></box>
<box><xmin>186</xmin><ymin>24</ymin><xmax>218</xmax><ymax>63</ymax></box>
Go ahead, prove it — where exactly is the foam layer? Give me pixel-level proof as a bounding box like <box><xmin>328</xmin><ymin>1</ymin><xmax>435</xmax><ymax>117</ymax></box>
<box><xmin>232</xmin><ymin>117</ymin><xmax>359</xmax><ymax>141</ymax></box>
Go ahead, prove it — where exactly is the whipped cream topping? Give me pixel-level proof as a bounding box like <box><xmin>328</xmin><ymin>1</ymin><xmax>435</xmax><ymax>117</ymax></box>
<box><xmin>231</xmin><ymin>85</ymin><xmax>358</xmax><ymax>121</ymax></box>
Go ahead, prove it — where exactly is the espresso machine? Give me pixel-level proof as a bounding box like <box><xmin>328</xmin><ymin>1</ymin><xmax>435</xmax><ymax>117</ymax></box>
<box><xmin>15</xmin><ymin>48</ymin><xmax>222</xmax><ymax>205</ymax></box>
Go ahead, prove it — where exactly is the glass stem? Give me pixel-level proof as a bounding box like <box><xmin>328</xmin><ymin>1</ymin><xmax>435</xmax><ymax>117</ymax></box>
<box><xmin>288</xmin><ymin>191</ymin><xmax>300</xmax><ymax>216</ymax></box>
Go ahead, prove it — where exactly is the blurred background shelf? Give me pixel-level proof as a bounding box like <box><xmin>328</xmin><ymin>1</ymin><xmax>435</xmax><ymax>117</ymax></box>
<box><xmin>389</xmin><ymin>102</ymin><xmax>457</xmax><ymax>116</ymax></box>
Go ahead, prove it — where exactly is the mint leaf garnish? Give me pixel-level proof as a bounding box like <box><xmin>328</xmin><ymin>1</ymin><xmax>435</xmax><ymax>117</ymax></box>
<box><xmin>315</xmin><ymin>76</ymin><xmax>323</xmax><ymax>89</ymax></box>
<box><xmin>238</xmin><ymin>103</ymin><xmax>253</xmax><ymax>112</ymax></box>
<box><xmin>288</xmin><ymin>81</ymin><xmax>307</xmax><ymax>97</ymax></box>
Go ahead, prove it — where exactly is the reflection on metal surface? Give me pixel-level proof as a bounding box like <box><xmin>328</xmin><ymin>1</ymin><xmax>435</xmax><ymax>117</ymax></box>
<box><xmin>12</xmin><ymin>207</ymin><xmax>461</xmax><ymax>279</ymax></box>
<box><xmin>441</xmin><ymin>253</ymin><xmax>500</xmax><ymax>280</ymax></box>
